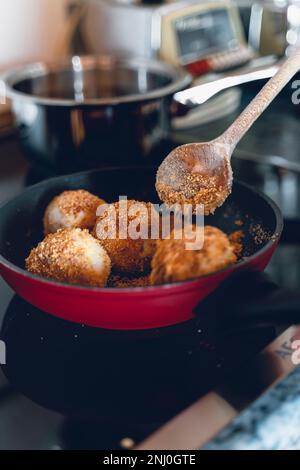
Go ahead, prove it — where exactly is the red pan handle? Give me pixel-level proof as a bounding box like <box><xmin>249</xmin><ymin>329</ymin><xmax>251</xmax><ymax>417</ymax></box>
<box><xmin>195</xmin><ymin>272</ymin><xmax>300</xmax><ymax>330</ymax></box>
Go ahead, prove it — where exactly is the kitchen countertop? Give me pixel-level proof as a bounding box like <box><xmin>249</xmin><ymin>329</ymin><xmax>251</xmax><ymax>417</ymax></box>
<box><xmin>206</xmin><ymin>366</ymin><xmax>300</xmax><ymax>450</ymax></box>
<box><xmin>0</xmin><ymin>82</ymin><xmax>300</xmax><ymax>449</ymax></box>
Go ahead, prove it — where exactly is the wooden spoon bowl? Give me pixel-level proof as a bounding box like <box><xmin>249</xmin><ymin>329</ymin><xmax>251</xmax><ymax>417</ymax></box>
<box><xmin>156</xmin><ymin>141</ymin><xmax>232</xmax><ymax>215</ymax></box>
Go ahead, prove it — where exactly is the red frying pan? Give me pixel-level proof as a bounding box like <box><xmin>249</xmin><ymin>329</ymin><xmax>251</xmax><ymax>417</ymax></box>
<box><xmin>0</xmin><ymin>167</ymin><xmax>283</xmax><ymax>330</ymax></box>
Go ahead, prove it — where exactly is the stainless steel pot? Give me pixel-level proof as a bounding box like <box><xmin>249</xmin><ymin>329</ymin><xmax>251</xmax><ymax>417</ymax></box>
<box><xmin>2</xmin><ymin>55</ymin><xmax>279</xmax><ymax>174</ymax></box>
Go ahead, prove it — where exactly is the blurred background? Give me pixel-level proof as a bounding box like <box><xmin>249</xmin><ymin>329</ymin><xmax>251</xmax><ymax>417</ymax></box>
<box><xmin>0</xmin><ymin>0</ymin><xmax>68</xmax><ymax>69</ymax></box>
<box><xmin>0</xmin><ymin>0</ymin><xmax>299</xmax><ymax>70</ymax></box>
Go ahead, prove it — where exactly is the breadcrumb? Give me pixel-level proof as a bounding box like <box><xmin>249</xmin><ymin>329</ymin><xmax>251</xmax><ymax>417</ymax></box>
<box><xmin>108</xmin><ymin>273</ymin><xmax>150</xmax><ymax>288</ymax></box>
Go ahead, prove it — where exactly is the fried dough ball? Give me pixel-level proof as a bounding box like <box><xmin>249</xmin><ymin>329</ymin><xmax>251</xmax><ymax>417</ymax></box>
<box><xmin>26</xmin><ymin>228</ymin><xmax>111</xmax><ymax>287</ymax></box>
<box><xmin>93</xmin><ymin>200</ymin><xmax>157</xmax><ymax>274</ymax></box>
<box><xmin>44</xmin><ymin>190</ymin><xmax>105</xmax><ymax>235</ymax></box>
<box><xmin>150</xmin><ymin>225</ymin><xmax>237</xmax><ymax>285</ymax></box>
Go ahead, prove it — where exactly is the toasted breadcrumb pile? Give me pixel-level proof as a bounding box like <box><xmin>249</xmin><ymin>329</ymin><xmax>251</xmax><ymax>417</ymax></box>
<box><xmin>156</xmin><ymin>178</ymin><xmax>230</xmax><ymax>216</ymax></box>
<box><xmin>44</xmin><ymin>190</ymin><xmax>105</xmax><ymax>234</ymax></box>
<box><xmin>229</xmin><ymin>230</ymin><xmax>244</xmax><ymax>258</ymax></box>
<box><xmin>108</xmin><ymin>273</ymin><xmax>150</xmax><ymax>288</ymax></box>
<box><xmin>156</xmin><ymin>147</ymin><xmax>232</xmax><ymax>215</ymax></box>
<box><xmin>26</xmin><ymin>228</ymin><xmax>111</xmax><ymax>287</ymax></box>
<box><xmin>250</xmin><ymin>223</ymin><xmax>271</xmax><ymax>245</ymax></box>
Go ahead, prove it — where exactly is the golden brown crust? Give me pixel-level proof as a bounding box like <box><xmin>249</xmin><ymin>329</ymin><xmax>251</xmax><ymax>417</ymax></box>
<box><xmin>93</xmin><ymin>200</ymin><xmax>157</xmax><ymax>274</ymax></box>
<box><xmin>150</xmin><ymin>225</ymin><xmax>237</xmax><ymax>285</ymax></box>
<box><xmin>26</xmin><ymin>228</ymin><xmax>111</xmax><ymax>287</ymax></box>
<box><xmin>44</xmin><ymin>190</ymin><xmax>105</xmax><ymax>235</ymax></box>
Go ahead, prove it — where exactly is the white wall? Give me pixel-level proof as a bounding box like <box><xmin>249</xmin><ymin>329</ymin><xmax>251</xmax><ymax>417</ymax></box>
<box><xmin>0</xmin><ymin>0</ymin><xmax>69</xmax><ymax>69</ymax></box>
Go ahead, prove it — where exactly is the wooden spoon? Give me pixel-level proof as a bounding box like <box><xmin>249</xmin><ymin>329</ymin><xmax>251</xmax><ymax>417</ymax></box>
<box><xmin>156</xmin><ymin>50</ymin><xmax>300</xmax><ymax>215</ymax></box>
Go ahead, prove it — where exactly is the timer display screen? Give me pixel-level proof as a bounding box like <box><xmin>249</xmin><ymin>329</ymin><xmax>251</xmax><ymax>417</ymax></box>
<box><xmin>175</xmin><ymin>8</ymin><xmax>238</xmax><ymax>61</ymax></box>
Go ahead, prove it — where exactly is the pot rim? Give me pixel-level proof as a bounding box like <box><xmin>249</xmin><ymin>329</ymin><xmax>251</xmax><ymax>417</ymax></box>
<box><xmin>2</xmin><ymin>55</ymin><xmax>192</xmax><ymax>107</ymax></box>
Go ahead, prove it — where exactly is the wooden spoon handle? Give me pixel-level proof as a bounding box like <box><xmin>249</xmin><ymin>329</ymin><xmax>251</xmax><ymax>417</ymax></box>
<box><xmin>219</xmin><ymin>48</ymin><xmax>300</xmax><ymax>150</ymax></box>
